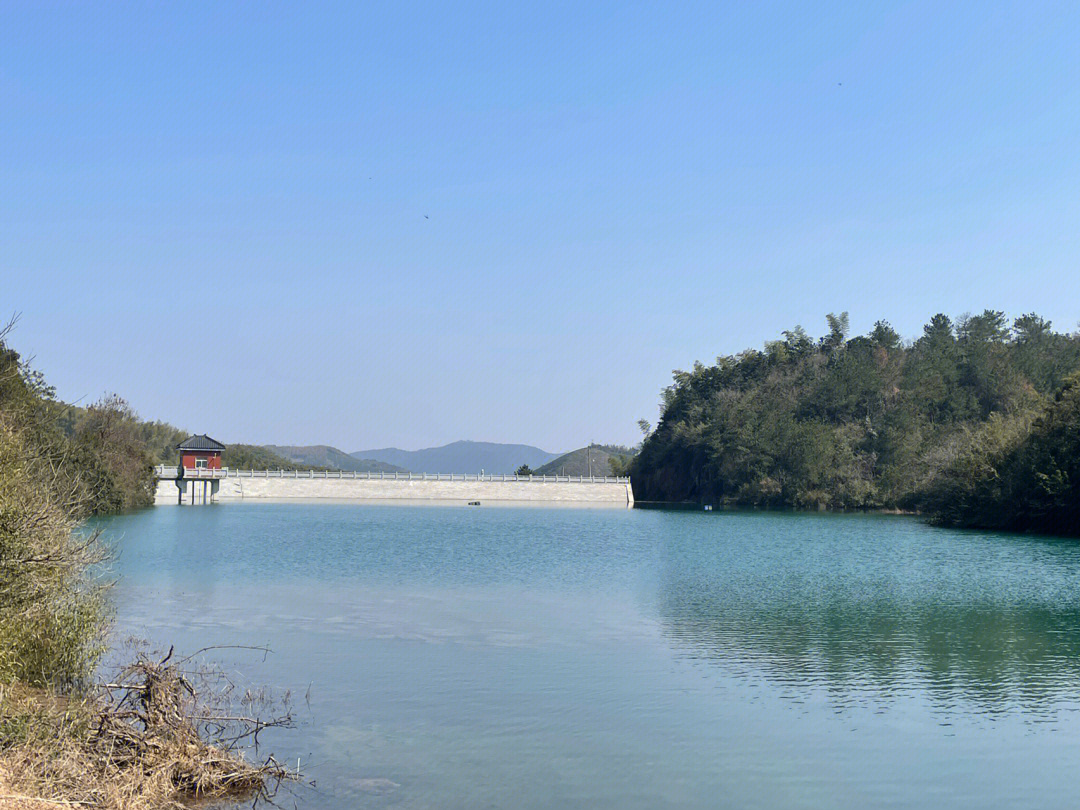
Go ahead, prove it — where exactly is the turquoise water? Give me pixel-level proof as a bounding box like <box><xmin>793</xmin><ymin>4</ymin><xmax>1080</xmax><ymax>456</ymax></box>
<box><xmin>96</xmin><ymin>504</ymin><xmax>1080</xmax><ymax>808</ymax></box>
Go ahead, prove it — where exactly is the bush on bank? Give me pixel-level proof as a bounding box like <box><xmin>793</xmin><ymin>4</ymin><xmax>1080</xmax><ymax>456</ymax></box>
<box><xmin>0</xmin><ymin>328</ymin><xmax>291</xmax><ymax>808</ymax></box>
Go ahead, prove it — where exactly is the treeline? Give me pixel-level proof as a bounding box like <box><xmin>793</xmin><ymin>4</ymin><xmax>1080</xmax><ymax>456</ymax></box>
<box><xmin>924</xmin><ymin>375</ymin><xmax>1080</xmax><ymax>534</ymax></box>
<box><xmin>631</xmin><ymin>311</ymin><xmax>1080</xmax><ymax>533</ymax></box>
<box><xmin>53</xmin><ymin>409</ymin><xmax>324</xmax><ymax>472</ymax></box>
<box><xmin>1</xmin><ymin>331</ymin><xmax>337</xmax><ymax>520</ymax></box>
<box><xmin>1</xmin><ymin>338</ymin><xmax>159</xmax><ymax>516</ymax></box>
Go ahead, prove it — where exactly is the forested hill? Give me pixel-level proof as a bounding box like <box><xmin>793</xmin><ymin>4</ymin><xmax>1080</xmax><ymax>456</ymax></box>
<box><xmin>536</xmin><ymin>444</ymin><xmax>635</xmax><ymax>477</ymax></box>
<box><xmin>351</xmin><ymin>441</ymin><xmax>559</xmax><ymax>475</ymax></box>
<box><xmin>264</xmin><ymin>444</ymin><xmax>406</xmax><ymax>473</ymax></box>
<box><xmin>631</xmin><ymin>311</ymin><xmax>1080</xmax><ymax>524</ymax></box>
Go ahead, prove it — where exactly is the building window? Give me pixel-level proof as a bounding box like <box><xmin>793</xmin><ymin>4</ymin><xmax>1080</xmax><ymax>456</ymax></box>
<box><xmin>195</xmin><ymin>458</ymin><xmax>208</xmax><ymax>469</ymax></box>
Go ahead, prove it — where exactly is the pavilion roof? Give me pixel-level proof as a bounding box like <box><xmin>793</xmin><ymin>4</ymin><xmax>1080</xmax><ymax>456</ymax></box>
<box><xmin>176</xmin><ymin>434</ymin><xmax>226</xmax><ymax>452</ymax></box>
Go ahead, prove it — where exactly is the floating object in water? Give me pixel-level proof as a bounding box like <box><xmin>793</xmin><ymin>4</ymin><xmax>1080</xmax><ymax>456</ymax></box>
<box><xmin>468</xmin><ymin>501</ymin><xmax>481</xmax><ymax>506</ymax></box>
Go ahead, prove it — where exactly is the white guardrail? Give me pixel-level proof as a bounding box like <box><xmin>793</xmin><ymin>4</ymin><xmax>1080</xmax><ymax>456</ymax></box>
<box><xmin>155</xmin><ymin>466</ymin><xmax>629</xmax><ymax>484</ymax></box>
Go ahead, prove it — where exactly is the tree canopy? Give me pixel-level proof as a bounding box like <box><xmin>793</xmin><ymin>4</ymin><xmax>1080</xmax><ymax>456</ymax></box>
<box><xmin>631</xmin><ymin>311</ymin><xmax>1080</xmax><ymax>533</ymax></box>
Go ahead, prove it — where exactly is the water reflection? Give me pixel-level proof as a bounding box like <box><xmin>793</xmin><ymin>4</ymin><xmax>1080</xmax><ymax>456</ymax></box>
<box><xmin>97</xmin><ymin>506</ymin><xmax>1080</xmax><ymax>809</ymax></box>
<box><xmin>654</xmin><ymin>516</ymin><xmax>1080</xmax><ymax>715</ymax></box>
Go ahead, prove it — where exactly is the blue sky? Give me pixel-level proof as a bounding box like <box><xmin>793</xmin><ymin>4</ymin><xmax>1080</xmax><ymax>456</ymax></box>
<box><xmin>3</xmin><ymin>1</ymin><xmax>1079</xmax><ymax>452</ymax></box>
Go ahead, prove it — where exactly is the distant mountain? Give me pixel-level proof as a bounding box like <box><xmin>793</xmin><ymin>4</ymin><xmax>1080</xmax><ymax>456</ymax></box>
<box><xmin>350</xmin><ymin>440</ymin><xmax>560</xmax><ymax>475</ymax></box>
<box><xmin>264</xmin><ymin>445</ymin><xmax>407</xmax><ymax>473</ymax></box>
<box><xmin>535</xmin><ymin>444</ymin><xmax>635</xmax><ymax>477</ymax></box>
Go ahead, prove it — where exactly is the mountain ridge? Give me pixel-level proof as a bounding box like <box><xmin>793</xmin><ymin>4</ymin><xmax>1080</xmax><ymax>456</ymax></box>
<box><xmin>264</xmin><ymin>445</ymin><xmax>407</xmax><ymax>473</ymax></box>
<box><xmin>350</xmin><ymin>440</ymin><xmax>560</xmax><ymax>475</ymax></box>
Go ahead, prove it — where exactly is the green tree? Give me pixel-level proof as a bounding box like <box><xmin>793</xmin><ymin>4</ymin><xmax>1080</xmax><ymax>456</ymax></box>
<box><xmin>74</xmin><ymin>394</ymin><xmax>156</xmax><ymax>513</ymax></box>
<box><xmin>821</xmin><ymin>312</ymin><xmax>850</xmax><ymax>352</ymax></box>
<box><xmin>631</xmin><ymin>310</ymin><xmax>1080</xmax><ymax>530</ymax></box>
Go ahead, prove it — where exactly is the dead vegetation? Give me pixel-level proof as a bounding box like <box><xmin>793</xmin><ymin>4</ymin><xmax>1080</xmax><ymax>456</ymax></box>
<box><xmin>0</xmin><ymin>648</ymin><xmax>296</xmax><ymax>809</ymax></box>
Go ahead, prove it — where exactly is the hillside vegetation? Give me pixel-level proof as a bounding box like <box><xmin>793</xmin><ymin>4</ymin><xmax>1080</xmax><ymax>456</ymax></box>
<box><xmin>223</xmin><ymin>444</ymin><xmax>334</xmax><ymax>471</ymax></box>
<box><xmin>2</xmin><ymin>348</ymin><xmax>158</xmax><ymax>516</ymax></box>
<box><xmin>53</xmin><ymin>410</ymin><xmax>336</xmax><ymax>475</ymax></box>
<box><xmin>55</xmin><ymin>406</ymin><xmax>190</xmax><ymax>469</ymax></box>
<box><xmin>536</xmin><ymin>444</ymin><xmax>635</xmax><ymax>477</ymax></box>
<box><xmin>632</xmin><ymin>311</ymin><xmax>1080</xmax><ymax>532</ymax></box>
<box><xmin>923</xmin><ymin>374</ymin><xmax>1080</xmax><ymax>534</ymax></box>
<box><xmin>352</xmin><ymin>440</ymin><xmax>559</xmax><ymax>475</ymax></box>
<box><xmin>265</xmin><ymin>444</ymin><xmax>405</xmax><ymax>473</ymax></box>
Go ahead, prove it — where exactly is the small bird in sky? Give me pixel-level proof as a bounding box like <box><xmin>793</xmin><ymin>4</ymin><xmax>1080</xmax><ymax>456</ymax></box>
<box><xmin>424</xmin><ymin>215</ymin><xmax>429</xmax><ymax>219</ymax></box>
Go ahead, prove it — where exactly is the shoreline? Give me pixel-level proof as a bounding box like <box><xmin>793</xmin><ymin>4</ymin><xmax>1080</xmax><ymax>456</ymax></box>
<box><xmin>633</xmin><ymin>501</ymin><xmax>919</xmax><ymax>516</ymax></box>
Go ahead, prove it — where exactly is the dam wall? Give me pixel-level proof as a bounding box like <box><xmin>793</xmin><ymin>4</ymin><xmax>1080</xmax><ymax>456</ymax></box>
<box><xmin>154</xmin><ymin>469</ymin><xmax>633</xmax><ymax>506</ymax></box>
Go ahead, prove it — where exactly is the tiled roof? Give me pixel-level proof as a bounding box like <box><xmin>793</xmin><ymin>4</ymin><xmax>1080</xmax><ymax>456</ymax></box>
<box><xmin>176</xmin><ymin>434</ymin><xmax>226</xmax><ymax>451</ymax></box>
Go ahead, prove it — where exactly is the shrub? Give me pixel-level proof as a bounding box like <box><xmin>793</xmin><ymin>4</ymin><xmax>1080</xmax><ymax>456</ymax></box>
<box><xmin>0</xmin><ymin>420</ymin><xmax>109</xmax><ymax>689</ymax></box>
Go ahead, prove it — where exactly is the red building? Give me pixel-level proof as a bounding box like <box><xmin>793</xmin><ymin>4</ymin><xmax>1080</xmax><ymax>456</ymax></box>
<box><xmin>177</xmin><ymin>434</ymin><xmax>226</xmax><ymax>470</ymax></box>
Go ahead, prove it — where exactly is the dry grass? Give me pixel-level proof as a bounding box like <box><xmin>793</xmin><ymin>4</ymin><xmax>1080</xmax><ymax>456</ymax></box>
<box><xmin>0</xmin><ymin>762</ymin><xmax>69</xmax><ymax>809</ymax></box>
<box><xmin>0</xmin><ymin>653</ymin><xmax>294</xmax><ymax>810</ymax></box>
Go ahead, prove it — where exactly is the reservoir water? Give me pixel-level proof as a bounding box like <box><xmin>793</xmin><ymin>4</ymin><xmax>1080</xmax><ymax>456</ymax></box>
<box><xmin>97</xmin><ymin>503</ymin><xmax>1080</xmax><ymax>809</ymax></box>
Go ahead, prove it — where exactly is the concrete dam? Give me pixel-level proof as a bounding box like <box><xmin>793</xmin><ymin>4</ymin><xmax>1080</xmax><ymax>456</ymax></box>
<box><xmin>155</xmin><ymin>467</ymin><xmax>634</xmax><ymax>507</ymax></box>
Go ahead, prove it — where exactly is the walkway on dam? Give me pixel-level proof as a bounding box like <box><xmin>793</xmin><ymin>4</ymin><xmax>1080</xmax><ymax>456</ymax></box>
<box><xmin>154</xmin><ymin>467</ymin><xmax>634</xmax><ymax>506</ymax></box>
<box><xmin>155</xmin><ymin>466</ymin><xmax>630</xmax><ymax>484</ymax></box>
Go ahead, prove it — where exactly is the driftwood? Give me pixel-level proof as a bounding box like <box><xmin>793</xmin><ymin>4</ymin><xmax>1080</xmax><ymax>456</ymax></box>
<box><xmin>90</xmin><ymin>646</ymin><xmax>297</xmax><ymax>800</ymax></box>
<box><xmin>0</xmin><ymin>646</ymin><xmax>300</xmax><ymax>809</ymax></box>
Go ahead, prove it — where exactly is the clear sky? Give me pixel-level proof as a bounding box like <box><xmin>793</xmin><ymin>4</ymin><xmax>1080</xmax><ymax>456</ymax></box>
<box><xmin>3</xmin><ymin>1</ymin><xmax>1079</xmax><ymax>452</ymax></box>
